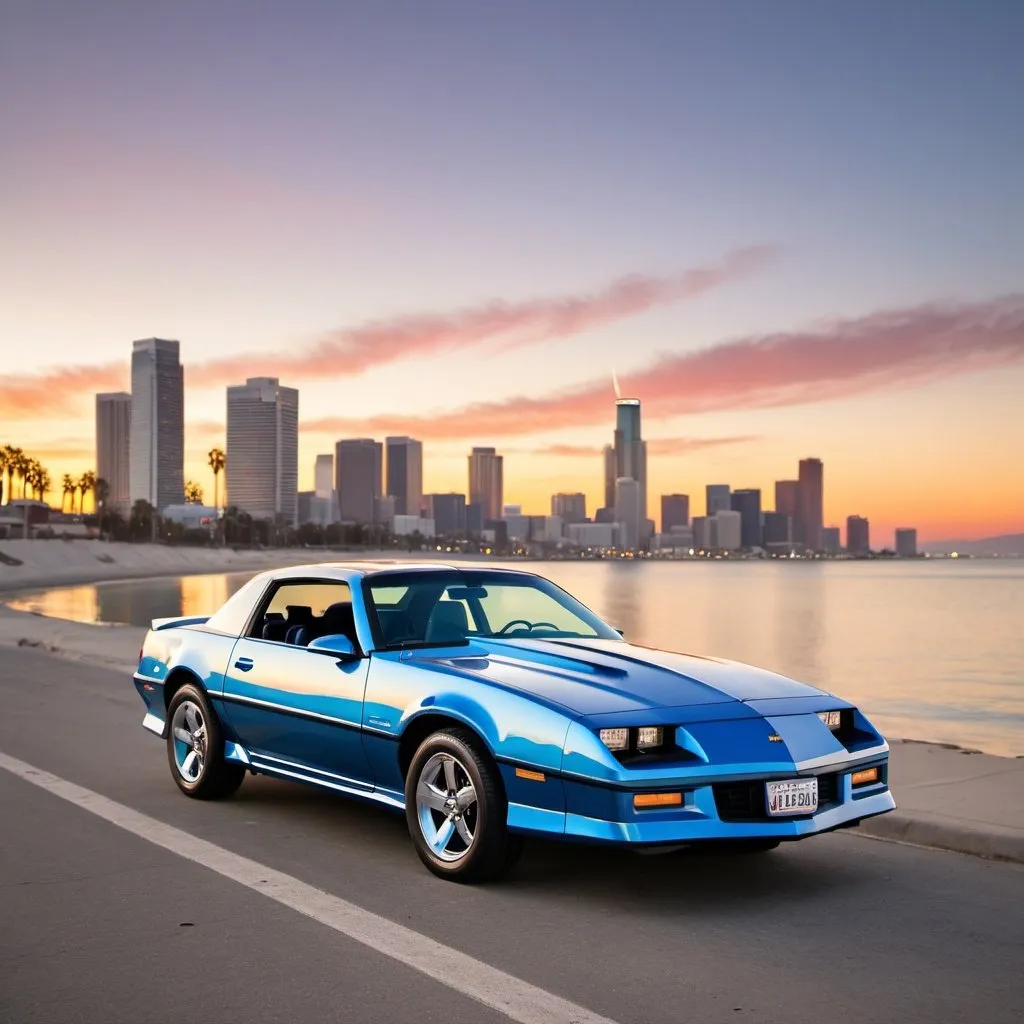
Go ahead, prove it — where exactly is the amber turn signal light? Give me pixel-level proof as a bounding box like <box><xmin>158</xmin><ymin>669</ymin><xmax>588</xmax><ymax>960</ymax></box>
<box><xmin>633</xmin><ymin>792</ymin><xmax>683</xmax><ymax>809</ymax></box>
<box><xmin>515</xmin><ymin>768</ymin><xmax>546</xmax><ymax>782</ymax></box>
<box><xmin>851</xmin><ymin>767</ymin><xmax>879</xmax><ymax>786</ymax></box>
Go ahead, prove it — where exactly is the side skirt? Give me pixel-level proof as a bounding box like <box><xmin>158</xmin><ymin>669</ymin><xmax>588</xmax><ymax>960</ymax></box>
<box><xmin>232</xmin><ymin>746</ymin><xmax>406</xmax><ymax>812</ymax></box>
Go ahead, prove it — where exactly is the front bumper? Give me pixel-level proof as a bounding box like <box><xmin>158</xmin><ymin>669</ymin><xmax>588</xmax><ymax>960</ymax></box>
<box><xmin>505</xmin><ymin>755</ymin><xmax>895</xmax><ymax>846</ymax></box>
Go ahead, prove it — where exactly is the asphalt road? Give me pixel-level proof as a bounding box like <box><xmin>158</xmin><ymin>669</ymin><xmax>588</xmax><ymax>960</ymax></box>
<box><xmin>0</xmin><ymin>648</ymin><xmax>1021</xmax><ymax>1024</ymax></box>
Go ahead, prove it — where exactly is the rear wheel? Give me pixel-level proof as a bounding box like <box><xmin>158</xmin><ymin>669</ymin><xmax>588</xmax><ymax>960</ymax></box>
<box><xmin>166</xmin><ymin>683</ymin><xmax>245</xmax><ymax>799</ymax></box>
<box><xmin>405</xmin><ymin>727</ymin><xmax>520</xmax><ymax>883</ymax></box>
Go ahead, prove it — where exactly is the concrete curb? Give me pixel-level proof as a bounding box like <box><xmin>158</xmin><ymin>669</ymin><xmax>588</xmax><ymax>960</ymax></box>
<box><xmin>856</xmin><ymin>811</ymin><xmax>1024</xmax><ymax>865</ymax></box>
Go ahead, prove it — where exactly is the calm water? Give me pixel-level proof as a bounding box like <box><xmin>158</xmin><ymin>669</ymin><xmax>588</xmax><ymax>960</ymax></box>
<box><xmin>8</xmin><ymin>560</ymin><xmax>1024</xmax><ymax>757</ymax></box>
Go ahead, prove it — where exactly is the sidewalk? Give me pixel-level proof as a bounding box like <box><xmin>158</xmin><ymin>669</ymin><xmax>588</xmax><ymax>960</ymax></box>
<box><xmin>1</xmin><ymin>603</ymin><xmax>1021</xmax><ymax>864</ymax></box>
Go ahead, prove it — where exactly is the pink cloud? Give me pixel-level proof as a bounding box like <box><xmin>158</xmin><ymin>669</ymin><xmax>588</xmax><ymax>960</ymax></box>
<box><xmin>2</xmin><ymin>245</ymin><xmax>776</xmax><ymax>415</ymax></box>
<box><xmin>300</xmin><ymin>296</ymin><xmax>1024</xmax><ymax>440</ymax></box>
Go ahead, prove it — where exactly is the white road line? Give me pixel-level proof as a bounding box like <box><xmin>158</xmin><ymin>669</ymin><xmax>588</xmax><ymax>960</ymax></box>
<box><xmin>0</xmin><ymin>750</ymin><xmax>617</xmax><ymax>1024</ymax></box>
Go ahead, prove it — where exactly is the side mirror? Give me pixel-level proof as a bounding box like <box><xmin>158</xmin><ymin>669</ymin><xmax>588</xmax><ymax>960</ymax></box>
<box><xmin>308</xmin><ymin>634</ymin><xmax>360</xmax><ymax>661</ymax></box>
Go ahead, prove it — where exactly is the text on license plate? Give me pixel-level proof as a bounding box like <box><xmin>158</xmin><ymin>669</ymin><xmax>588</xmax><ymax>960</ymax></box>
<box><xmin>766</xmin><ymin>778</ymin><xmax>818</xmax><ymax>816</ymax></box>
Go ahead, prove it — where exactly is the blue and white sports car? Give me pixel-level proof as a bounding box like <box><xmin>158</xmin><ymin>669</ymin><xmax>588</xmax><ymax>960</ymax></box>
<box><xmin>134</xmin><ymin>563</ymin><xmax>895</xmax><ymax>881</ymax></box>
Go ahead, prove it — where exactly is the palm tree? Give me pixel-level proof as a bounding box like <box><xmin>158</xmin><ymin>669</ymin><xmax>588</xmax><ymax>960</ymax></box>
<box><xmin>207</xmin><ymin>448</ymin><xmax>226</xmax><ymax>509</ymax></box>
<box><xmin>78</xmin><ymin>470</ymin><xmax>96</xmax><ymax>515</ymax></box>
<box><xmin>94</xmin><ymin>478</ymin><xmax>110</xmax><ymax>537</ymax></box>
<box><xmin>184</xmin><ymin>480</ymin><xmax>204</xmax><ymax>504</ymax></box>
<box><xmin>37</xmin><ymin>468</ymin><xmax>51</xmax><ymax>505</ymax></box>
<box><xmin>11</xmin><ymin>449</ymin><xmax>29</xmax><ymax>500</ymax></box>
<box><xmin>0</xmin><ymin>446</ymin><xmax>12</xmax><ymax>505</ymax></box>
<box><xmin>61</xmin><ymin>474</ymin><xmax>75</xmax><ymax>512</ymax></box>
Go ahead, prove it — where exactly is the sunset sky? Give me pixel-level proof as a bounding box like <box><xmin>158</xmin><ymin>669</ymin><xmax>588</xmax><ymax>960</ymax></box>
<box><xmin>2</xmin><ymin>1</ymin><xmax>1022</xmax><ymax>542</ymax></box>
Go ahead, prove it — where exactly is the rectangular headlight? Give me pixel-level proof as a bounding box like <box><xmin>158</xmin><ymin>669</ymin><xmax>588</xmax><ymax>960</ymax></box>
<box><xmin>818</xmin><ymin>710</ymin><xmax>842</xmax><ymax>730</ymax></box>
<box><xmin>599</xmin><ymin>727</ymin><xmax>629</xmax><ymax>751</ymax></box>
<box><xmin>637</xmin><ymin>726</ymin><xmax>664</xmax><ymax>749</ymax></box>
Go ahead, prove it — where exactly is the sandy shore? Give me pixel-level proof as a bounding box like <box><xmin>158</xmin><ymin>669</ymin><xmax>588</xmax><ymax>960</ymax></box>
<box><xmin>0</xmin><ymin>539</ymin><xmax>491</xmax><ymax>596</ymax></box>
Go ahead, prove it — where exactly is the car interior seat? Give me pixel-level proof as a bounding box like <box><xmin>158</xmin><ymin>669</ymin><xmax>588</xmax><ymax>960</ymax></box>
<box><xmin>424</xmin><ymin>602</ymin><xmax>470</xmax><ymax>644</ymax></box>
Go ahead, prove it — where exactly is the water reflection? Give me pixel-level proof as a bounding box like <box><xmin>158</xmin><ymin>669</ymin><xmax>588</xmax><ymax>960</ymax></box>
<box><xmin>5</xmin><ymin>560</ymin><xmax>1023</xmax><ymax>756</ymax></box>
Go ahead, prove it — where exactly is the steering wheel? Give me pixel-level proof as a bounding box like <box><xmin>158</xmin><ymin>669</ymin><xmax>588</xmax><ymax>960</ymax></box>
<box><xmin>496</xmin><ymin>620</ymin><xmax>560</xmax><ymax>635</ymax></box>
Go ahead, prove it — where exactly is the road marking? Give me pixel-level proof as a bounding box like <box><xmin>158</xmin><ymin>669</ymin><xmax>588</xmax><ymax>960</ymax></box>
<box><xmin>0</xmin><ymin>750</ymin><xmax>616</xmax><ymax>1024</ymax></box>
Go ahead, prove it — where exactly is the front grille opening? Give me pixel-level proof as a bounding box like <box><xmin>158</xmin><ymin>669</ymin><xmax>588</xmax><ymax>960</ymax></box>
<box><xmin>714</xmin><ymin>773</ymin><xmax>839</xmax><ymax>823</ymax></box>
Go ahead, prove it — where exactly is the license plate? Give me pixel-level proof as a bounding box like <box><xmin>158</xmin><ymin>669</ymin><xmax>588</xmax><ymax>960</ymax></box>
<box><xmin>766</xmin><ymin>778</ymin><xmax>818</xmax><ymax>816</ymax></box>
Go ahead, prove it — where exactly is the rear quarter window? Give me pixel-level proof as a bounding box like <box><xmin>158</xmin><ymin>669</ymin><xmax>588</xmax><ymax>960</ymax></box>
<box><xmin>204</xmin><ymin>577</ymin><xmax>268</xmax><ymax>636</ymax></box>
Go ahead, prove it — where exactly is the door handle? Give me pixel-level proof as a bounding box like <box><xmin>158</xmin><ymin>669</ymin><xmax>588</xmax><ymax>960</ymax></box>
<box><xmin>234</xmin><ymin>657</ymin><xmax>254</xmax><ymax>672</ymax></box>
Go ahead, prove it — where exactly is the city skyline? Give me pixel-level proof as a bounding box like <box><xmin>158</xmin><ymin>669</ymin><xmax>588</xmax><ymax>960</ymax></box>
<box><xmin>3</xmin><ymin>3</ymin><xmax>1023</xmax><ymax>542</ymax></box>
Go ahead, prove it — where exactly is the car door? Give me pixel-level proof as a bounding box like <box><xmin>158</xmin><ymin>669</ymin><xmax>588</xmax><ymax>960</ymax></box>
<box><xmin>220</xmin><ymin>578</ymin><xmax>374</xmax><ymax>791</ymax></box>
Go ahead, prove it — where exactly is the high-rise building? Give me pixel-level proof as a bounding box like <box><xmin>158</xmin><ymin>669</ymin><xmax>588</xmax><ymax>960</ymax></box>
<box><xmin>661</xmin><ymin>494</ymin><xmax>690</xmax><ymax>533</ymax></box>
<box><xmin>385</xmin><ymin>436</ymin><xmax>423</xmax><ymax>516</ymax></box>
<box><xmin>314</xmin><ymin>453</ymin><xmax>336</xmax><ymax>522</ymax></box>
<box><xmin>602</xmin><ymin>445</ymin><xmax>616</xmax><ymax>510</ymax></box>
<box><xmin>714</xmin><ymin>509</ymin><xmax>742</xmax><ymax>551</ymax></box>
<box><xmin>314</xmin><ymin>454</ymin><xmax>333</xmax><ymax>498</ymax></box>
<box><xmin>692</xmin><ymin>515</ymin><xmax>711</xmax><ymax>550</ymax></box>
<box><xmin>468</xmin><ymin>447</ymin><xmax>503</xmax><ymax>521</ymax></box>
<box><xmin>798</xmin><ymin>458</ymin><xmax>824</xmax><ymax>552</ymax></box>
<box><xmin>613</xmin><ymin>399</ymin><xmax>647</xmax><ymax>524</ymax></box>
<box><xmin>895</xmin><ymin>528</ymin><xmax>918</xmax><ymax>557</ymax></box>
<box><xmin>846</xmin><ymin>515</ymin><xmax>870</xmax><ymax>555</ymax></box>
<box><xmin>426</xmin><ymin>493</ymin><xmax>467</xmax><ymax>536</ymax></box>
<box><xmin>552</xmin><ymin>492</ymin><xmax>587</xmax><ymax>524</ymax></box>
<box><xmin>336</xmin><ymin>439</ymin><xmax>383</xmax><ymax>523</ymax></box>
<box><xmin>466</xmin><ymin>501</ymin><xmax>485</xmax><ymax>536</ymax></box>
<box><xmin>775</xmin><ymin>480</ymin><xmax>799</xmax><ymax>523</ymax></box>
<box><xmin>297</xmin><ymin>491</ymin><xmax>332</xmax><ymax>526</ymax></box>
<box><xmin>614</xmin><ymin>477</ymin><xmax>641</xmax><ymax>551</ymax></box>
<box><xmin>130</xmin><ymin>338</ymin><xmax>184</xmax><ymax>511</ymax></box>
<box><xmin>226</xmin><ymin>377</ymin><xmax>299</xmax><ymax>523</ymax></box>
<box><xmin>706</xmin><ymin>484</ymin><xmax>731</xmax><ymax>516</ymax></box>
<box><xmin>822</xmin><ymin>526</ymin><xmax>842</xmax><ymax>554</ymax></box>
<box><xmin>95</xmin><ymin>392</ymin><xmax>131</xmax><ymax>514</ymax></box>
<box><xmin>762</xmin><ymin>511</ymin><xmax>792</xmax><ymax>552</ymax></box>
<box><xmin>730</xmin><ymin>488</ymin><xmax>762</xmax><ymax>549</ymax></box>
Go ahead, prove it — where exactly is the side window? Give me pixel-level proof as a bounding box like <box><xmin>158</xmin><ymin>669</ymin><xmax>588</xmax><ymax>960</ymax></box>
<box><xmin>249</xmin><ymin>581</ymin><xmax>354</xmax><ymax>648</ymax></box>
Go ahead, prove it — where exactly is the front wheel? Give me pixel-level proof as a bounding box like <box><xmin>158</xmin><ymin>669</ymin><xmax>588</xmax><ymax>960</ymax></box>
<box><xmin>166</xmin><ymin>683</ymin><xmax>245</xmax><ymax>800</ymax></box>
<box><xmin>405</xmin><ymin>727</ymin><xmax>520</xmax><ymax>883</ymax></box>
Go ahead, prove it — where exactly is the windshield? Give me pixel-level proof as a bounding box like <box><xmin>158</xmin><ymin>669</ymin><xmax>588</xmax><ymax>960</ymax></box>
<box><xmin>363</xmin><ymin>570</ymin><xmax>620</xmax><ymax>648</ymax></box>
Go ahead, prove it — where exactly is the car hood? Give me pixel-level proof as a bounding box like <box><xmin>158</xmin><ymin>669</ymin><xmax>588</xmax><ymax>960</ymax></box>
<box><xmin>429</xmin><ymin>637</ymin><xmax>824</xmax><ymax>717</ymax></box>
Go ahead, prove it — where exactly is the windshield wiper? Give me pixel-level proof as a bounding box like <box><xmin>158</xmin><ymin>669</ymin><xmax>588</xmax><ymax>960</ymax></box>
<box><xmin>381</xmin><ymin>639</ymin><xmax>471</xmax><ymax>651</ymax></box>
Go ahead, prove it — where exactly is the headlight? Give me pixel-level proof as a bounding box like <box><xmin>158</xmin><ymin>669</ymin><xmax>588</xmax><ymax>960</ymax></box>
<box><xmin>637</xmin><ymin>726</ymin><xmax>663</xmax><ymax>749</ymax></box>
<box><xmin>599</xmin><ymin>727</ymin><xmax>630</xmax><ymax>751</ymax></box>
<box><xmin>599</xmin><ymin>726</ymin><xmax>667</xmax><ymax>753</ymax></box>
<box><xmin>818</xmin><ymin>710</ymin><xmax>842</xmax><ymax>730</ymax></box>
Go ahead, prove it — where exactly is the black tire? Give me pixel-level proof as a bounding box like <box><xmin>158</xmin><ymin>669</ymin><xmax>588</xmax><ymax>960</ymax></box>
<box><xmin>166</xmin><ymin>683</ymin><xmax>245</xmax><ymax>800</ymax></box>
<box><xmin>404</xmin><ymin>727</ymin><xmax>518</xmax><ymax>883</ymax></box>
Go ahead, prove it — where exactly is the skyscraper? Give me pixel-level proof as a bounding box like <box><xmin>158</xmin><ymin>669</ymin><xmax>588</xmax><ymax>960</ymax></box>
<box><xmin>614</xmin><ymin>477</ymin><xmax>641</xmax><ymax>551</ymax></box>
<box><xmin>385</xmin><ymin>436</ymin><xmax>423</xmax><ymax>516</ymax></box>
<box><xmin>426</xmin><ymin>493</ymin><xmax>467</xmax><ymax>536</ymax></box>
<box><xmin>602</xmin><ymin>444</ymin><xmax>616</xmax><ymax>510</ymax></box>
<box><xmin>552</xmin><ymin>492</ymin><xmax>587</xmax><ymax>524</ymax></box>
<box><xmin>730</xmin><ymin>488</ymin><xmax>762</xmax><ymax>549</ymax></box>
<box><xmin>706</xmin><ymin>484</ymin><xmax>731</xmax><ymax>516</ymax></box>
<box><xmin>468</xmin><ymin>447</ymin><xmax>503</xmax><ymax>521</ymax></box>
<box><xmin>613</xmin><ymin>399</ymin><xmax>647</xmax><ymax>524</ymax></box>
<box><xmin>895</xmin><ymin>528</ymin><xmax>918</xmax><ymax>557</ymax></box>
<box><xmin>130</xmin><ymin>338</ymin><xmax>184</xmax><ymax>511</ymax></box>
<box><xmin>822</xmin><ymin>526</ymin><xmax>842</xmax><ymax>554</ymax></box>
<box><xmin>226</xmin><ymin>377</ymin><xmax>299</xmax><ymax>523</ymax></box>
<box><xmin>314</xmin><ymin>454</ymin><xmax>334</xmax><ymax>498</ymax></box>
<box><xmin>846</xmin><ymin>515</ymin><xmax>870</xmax><ymax>555</ymax></box>
<box><xmin>762</xmin><ymin>511</ymin><xmax>792</xmax><ymax>553</ymax></box>
<box><xmin>798</xmin><ymin>458</ymin><xmax>824</xmax><ymax>552</ymax></box>
<box><xmin>336</xmin><ymin>439</ymin><xmax>383</xmax><ymax>524</ymax></box>
<box><xmin>95</xmin><ymin>392</ymin><xmax>131</xmax><ymax>513</ymax></box>
<box><xmin>775</xmin><ymin>480</ymin><xmax>799</xmax><ymax>522</ymax></box>
<box><xmin>661</xmin><ymin>494</ymin><xmax>690</xmax><ymax>532</ymax></box>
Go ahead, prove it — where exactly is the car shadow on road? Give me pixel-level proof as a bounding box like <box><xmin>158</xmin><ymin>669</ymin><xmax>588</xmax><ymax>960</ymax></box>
<box><xmin>230</xmin><ymin>776</ymin><xmax>882</xmax><ymax>916</ymax></box>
